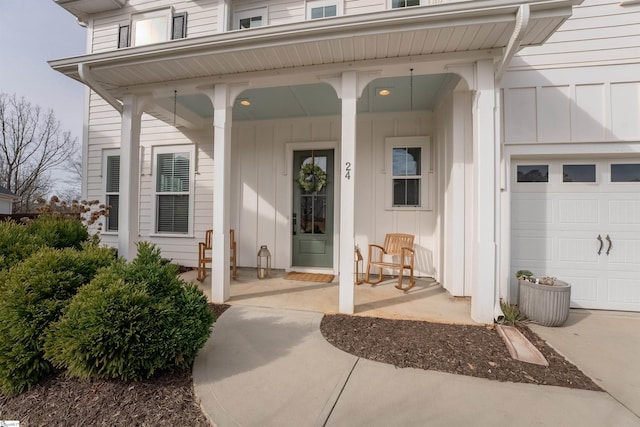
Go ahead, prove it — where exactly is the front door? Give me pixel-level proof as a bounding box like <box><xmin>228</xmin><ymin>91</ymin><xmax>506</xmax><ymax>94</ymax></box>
<box><xmin>292</xmin><ymin>150</ymin><xmax>334</xmax><ymax>268</ymax></box>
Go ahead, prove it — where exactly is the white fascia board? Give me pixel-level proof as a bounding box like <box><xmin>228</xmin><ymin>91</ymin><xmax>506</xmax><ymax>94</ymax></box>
<box><xmin>49</xmin><ymin>0</ymin><xmax>576</xmax><ymax>74</ymax></box>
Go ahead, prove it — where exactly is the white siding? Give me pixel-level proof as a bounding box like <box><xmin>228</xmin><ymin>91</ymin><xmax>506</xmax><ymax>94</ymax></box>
<box><xmin>511</xmin><ymin>0</ymin><xmax>640</xmax><ymax>69</ymax></box>
<box><xmin>86</xmin><ymin>104</ymin><xmax>439</xmax><ymax>272</ymax></box>
<box><xmin>233</xmin><ymin>111</ymin><xmax>438</xmax><ymax>276</ymax></box>
<box><xmin>502</xmin><ymin>65</ymin><xmax>640</xmax><ymax>144</ymax></box>
<box><xmin>0</xmin><ymin>199</ymin><xmax>12</xmax><ymax>215</ymax></box>
<box><xmin>90</xmin><ymin>0</ymin><xmax>218</xmax><ymax>54</ymax></box>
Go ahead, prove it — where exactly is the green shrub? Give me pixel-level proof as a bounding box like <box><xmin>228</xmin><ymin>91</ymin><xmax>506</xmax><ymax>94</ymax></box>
<box><xmin>0</xmin><ymin>245</ymin><xmax>116</xmax><ymax>395</ymax></box>
<box><xmin>500</xmin><ymin>301</ymin><xmax>526</xmax><ymax>326</ymax></box>
<box><xmin>26</xmin><ymin>214</ymin><xmax>89</xmax><ymax>250</ymax></box>
<box><xmin>0</xmin><ymin>220</ymin><xmax>43</xmax><ymax>271</ymax></box>
<box><xmin>45</xmin><ymin>242</ymin><xmax>214</xmax><ymax>381</ymax></box>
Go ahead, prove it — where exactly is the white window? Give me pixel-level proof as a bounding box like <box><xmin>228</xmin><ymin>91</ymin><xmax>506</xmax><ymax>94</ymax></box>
<box><xmin>103</xmin><ymin>150</ymin><xmax>120</xmax><ymax>233</ymax></box>
<box><xmin>390</xmin><ymin>0</ymin><xmax>420</xmax><ymax>8</ymax></box>
<box><xmin>307</xmin><ymin>0</ymin><xmax>341</xmax><ymax>19</ymax></box>
<box><xmin>153</xmin><ymin>146</ymin><xmax>194</xmax><ymax>235</ymax></box>
<box><xmin>119</xmin><ymin>10</ymin><xmax>187</xmax><ymax>48</ymax></box>
<box><xmin>234</xmin><ymin>8</ymin><xmax>267</xmax><ymax>30</ymax></box>
<box><xmin>132</xmin><ymin>9</ymin><xmax>171</xmax><ymax>46</ymax></box>
<box><xmin>385</xmin><ymin>136</ymin><xmax>431</xmax><ymax>209</ymax></box>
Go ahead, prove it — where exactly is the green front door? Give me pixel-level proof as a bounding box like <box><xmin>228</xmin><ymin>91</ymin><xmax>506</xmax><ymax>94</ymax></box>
<box><xmin>292</xmin><ymin>150</ymin><xmax>334</xmax><ymax>268</ymax></box>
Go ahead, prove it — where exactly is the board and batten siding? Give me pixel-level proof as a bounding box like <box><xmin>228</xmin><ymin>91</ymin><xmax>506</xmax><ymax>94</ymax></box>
<box><xmin>501</xmin><ymin>64</ymin><xmax>640</xmax><ymax>144</ymax></box>
<box><xmin>90</xmin><ymin>0</ymin><xmax>218</xmax><ymax>54</ymax></box>
<box><xmin>233</xmin><ymin>111</ymin><xmax>438</xmax><ymax>277</ymax></box>
<box><xmin>86</xmin><ymin>104</ymin><xmax>440</xmax><ymax>273</ymax></box>
<box><xmin>510</xmin><ymin>0</ymin><xmax>640</xmax><ymax>70</ymax></box>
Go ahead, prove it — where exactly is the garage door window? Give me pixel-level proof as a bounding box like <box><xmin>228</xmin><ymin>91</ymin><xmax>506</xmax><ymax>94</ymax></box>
<box><xmin>611</xmin><ymin>164</ymin><xmax>640</xmax><ymax>182</ymax></box>
<box><xmin>517</xmin><ymin>165</ymin><xmax>548</xmax><ymax>182</ymax></box>
<box><xmin>563</xmin><ymin>164</ymin><xmax>596</xmax><ymax>183</ymax></box>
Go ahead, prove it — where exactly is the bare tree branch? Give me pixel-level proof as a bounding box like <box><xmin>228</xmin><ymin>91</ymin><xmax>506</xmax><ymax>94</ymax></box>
<box><xmin>0</xmin><ymin>93</ymin><xmax>77</xmax><ymax>212</ymax></box>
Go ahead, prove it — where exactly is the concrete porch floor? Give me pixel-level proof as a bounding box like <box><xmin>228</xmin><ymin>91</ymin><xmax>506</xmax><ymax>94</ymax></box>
<box><xmin>181</xmin><ymin>267</ymin><xmax>477</xmax><ymax>325</ymax></box>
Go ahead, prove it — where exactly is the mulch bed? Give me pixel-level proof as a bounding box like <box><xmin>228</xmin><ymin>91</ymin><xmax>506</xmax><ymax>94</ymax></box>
<box><xmin>320</xmin><ymin>314</ymin><xmax>601</xmax><ymax>391</ymax></box>
<box><xmin>1</xmin><ymin>303</ymin><xmax>601</xmax><ymax>426</ymax></box>
<box><xmin>0</xmin><ymin>303</ymin><xmax>231</xmax><ymax>427</ymax></box>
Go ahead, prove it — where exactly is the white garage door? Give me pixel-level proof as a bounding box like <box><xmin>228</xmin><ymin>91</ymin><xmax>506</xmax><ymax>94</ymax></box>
<box><xmin>511</xmin><ymin>159</ymin><xmax>640</xmax><ymax>311</ymax></box>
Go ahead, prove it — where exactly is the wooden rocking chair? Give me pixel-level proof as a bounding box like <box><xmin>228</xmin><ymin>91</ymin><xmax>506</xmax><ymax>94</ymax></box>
<box><xmin>364</xmin><ymin>233</ymin><xmax>415</xmax><ymax>291</ymax></box>
<box><xmin>197</xmin><ymin>229</ymin><xmax>237</xmax><ymax>281</ymax></box>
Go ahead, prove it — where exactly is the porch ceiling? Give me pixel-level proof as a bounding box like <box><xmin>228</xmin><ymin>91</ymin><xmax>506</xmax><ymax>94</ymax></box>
<box><xmin>50</xmin><ymin>0</ymin><xmax>578</xmax><ymax>123</ymax></box>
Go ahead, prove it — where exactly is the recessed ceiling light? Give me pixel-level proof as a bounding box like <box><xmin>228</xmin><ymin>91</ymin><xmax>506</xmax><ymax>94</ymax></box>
<box><xmin>378</xmin><ymin>89</ymin><xmax>391</xmax><ymax>96</ymax></box>
<box><xmin>240</xmin><ymin>100</ymin><xmax>251</xmax><ymax>106</ymax></box>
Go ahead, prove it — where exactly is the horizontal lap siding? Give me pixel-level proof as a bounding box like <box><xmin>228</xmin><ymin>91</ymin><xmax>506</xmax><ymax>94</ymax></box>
<box><xmin>91</xmin><ymin>0</ymin><xmax>217</xmax><ymax>54</ymax></box>
<box><xmin>503</xmin><ymin>0</ymin><xmax>640</xmax><ymax>145</ymax></box>
<box><xmin>511</xmin><ymin>0</ymin><xmax>640</xmax><ymax>69</ymax></box>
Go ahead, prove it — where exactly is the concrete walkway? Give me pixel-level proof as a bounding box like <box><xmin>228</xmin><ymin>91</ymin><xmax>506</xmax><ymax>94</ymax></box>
<box><xmin>530</xmin><ymin>310</ymin><xmax>640</xmax><ymax>419</ymax></box>
<box><xmin>193</xmin><ymin>306</ymin><xmax>640</xmax><ymax>427</ymax></box>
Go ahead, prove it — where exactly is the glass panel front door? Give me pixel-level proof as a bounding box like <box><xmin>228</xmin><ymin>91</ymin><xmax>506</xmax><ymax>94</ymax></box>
<box><xmin>292</xmin><ymin>149</ymin><xmax>334</xmax><ymax>267</ymax></box>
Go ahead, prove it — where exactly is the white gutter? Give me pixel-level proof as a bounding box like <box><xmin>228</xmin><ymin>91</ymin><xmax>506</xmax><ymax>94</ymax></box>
<box><xmin>495</xmin><ymin>4</ymin><xmax>530</xmax><ymax>83</ymax></box>
<box><xmin>78</xmin><ymin>63</ymin><xmax>123</xmax><ymax>114</ymax></box>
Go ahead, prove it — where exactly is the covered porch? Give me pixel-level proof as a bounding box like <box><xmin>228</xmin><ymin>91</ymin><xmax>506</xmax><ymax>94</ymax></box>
<box><xmin>49</xmin><ymin>0</ymin><xmax>579</xmax><ymax>324</ymax></box>
<box><xmin>182</xmin><ymin>267</ymin><xmax>476</xmax><ymax>325</ymax></box>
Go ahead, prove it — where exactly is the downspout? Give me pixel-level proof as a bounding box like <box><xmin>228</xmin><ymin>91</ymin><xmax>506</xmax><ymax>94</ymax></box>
<box><xmin>495</xmin><ymin>4</ymin><xmax>530</xmax><ymax>84</ymax></box>
<box><xmin>492</xmin><ymin>5</ymin><xmax>529</xmax><ymax>322</ymax></box>
<box><xmin>494</xmin><ymin>87</ymin><xmax>505</xmax><ymax>323</ymax></box>
<box><xmin>78</xmin><ymin>63</ymin><xmax>123</xmax><ymax>114</ymax></box>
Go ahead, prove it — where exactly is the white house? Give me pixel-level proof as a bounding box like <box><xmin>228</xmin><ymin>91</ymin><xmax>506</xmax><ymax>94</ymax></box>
<box><xmin>50</xmin><ymin>0</ymin><xmax>640</xmax><ymax>323</ymax></box>
<box><xmin>0</xmin><ymin>186</ymin><xmax>17</xmax><ymax>215</ymax></box>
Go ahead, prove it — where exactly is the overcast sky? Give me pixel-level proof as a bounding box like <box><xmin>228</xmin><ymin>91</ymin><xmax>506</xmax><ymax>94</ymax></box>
<box><xmin>0</xmin><ymin>1</ymin><xmax>87</xmax><ymax>194</ymax></box>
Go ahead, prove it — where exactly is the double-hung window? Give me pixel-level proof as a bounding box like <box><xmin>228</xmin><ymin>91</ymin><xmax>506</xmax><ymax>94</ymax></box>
<box><xmin>234</xmin><ymin>8</ymin><xmax>267</xmax><ymax>29</ymax></box>
<box><xmin>307</xmin><ymin>0</ymin><xmax>341</xmax><ymax>19</ymax></box>
<box><xmin>386</xmin><ymin>136</ymin><xmax>431</xmax><ymax>209</ymax></box>
<box><xmin>103</xmin><ymin>150</ymin><xmax>120</xmax><ymax>232</ymax></box>
<box><xmin>153</xmin><ymin>146</ymin><xmax>193</xmax><ymax>234</ymax></box>
<box><xmin>118</xmin><ymin>9</ymin><xmax>187</xmax><ymax>48</ymax></box>
<box><xmin>391</xmin><ymin>0</ymin><xmax>420</xmax><ymax>8</ymax></box>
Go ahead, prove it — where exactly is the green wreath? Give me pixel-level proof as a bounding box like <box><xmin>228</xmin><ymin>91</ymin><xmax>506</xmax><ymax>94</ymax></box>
<box><xmin>297</xmin><ymin>163</ymin><xmax>327</xmax><ymax>193</ymax></box>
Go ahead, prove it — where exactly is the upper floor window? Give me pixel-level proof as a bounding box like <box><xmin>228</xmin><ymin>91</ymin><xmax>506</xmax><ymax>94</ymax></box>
<box><xmin>385</xmin><ymin>136</ymin><xmax>431</xmax><ymax>209</ymax></box>
<box><xmin>307</xmin><ymin>0</ymin><xmax>341</xmax><ymax>19</ymax></box>
<box><xmin>234</xmin><ymin>8</ymin><xmax>267</xmax><ymax>30</ymax></box>
<box><xmin>118</xmin><ymin>9</ymin><xmax>187</xmax><ymax>48</ymax></box>
<box><xmin>391</xmin><ymin>0</ymin><xmax>420</xmax><ymax>8</ymax></box>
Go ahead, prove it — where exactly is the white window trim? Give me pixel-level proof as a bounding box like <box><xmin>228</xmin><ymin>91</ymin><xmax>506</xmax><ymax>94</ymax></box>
<box><xmin>233</xmin><ymin>7</ymin><xmax>268</xmax><ymax>30</ymax></box>
<box><xmin>387</xmin><ymin>0</ymin><xmax>422</xmax><ymax>9</ymax></box>
<box><xmin>131</xmin><ymin>8</ymin><xmax>172</xmax><ymax>47</ymax></box>
<box><xmin>150</xmin><ymin>145</ymin><xmax>195</xmax><ymax>237</ymax></box>
<box><xmin>102</xmin><ymin>148</ymin><xmax>120</xmax><ymax>235</ymax></box>
<box><xmin>306</xmin><ymin>0</ymin><xmax>343</xmax><ymax>20</ymax></box>
<box><xmin>385</xmin><ymin>136</ymin><xmax>432</xmax><ymax>211</ymax></box>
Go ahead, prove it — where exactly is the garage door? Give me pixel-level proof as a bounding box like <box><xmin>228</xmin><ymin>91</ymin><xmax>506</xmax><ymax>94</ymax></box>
<box><xmin>511</xmin><ymin>160</ymin><xmax>640</xmax><ymax>311</ymax></box>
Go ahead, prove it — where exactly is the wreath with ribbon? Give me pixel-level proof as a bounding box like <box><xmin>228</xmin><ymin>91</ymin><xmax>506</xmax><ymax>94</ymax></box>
<box><xmin>297</xmin><ymin>163</ymin><xmax>327</xmax><ymax>193</ymax></box>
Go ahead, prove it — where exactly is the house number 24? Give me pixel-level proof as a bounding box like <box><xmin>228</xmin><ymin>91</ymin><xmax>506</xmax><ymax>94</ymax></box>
<box><xmin>345</xmin><ymin>162</ymin><xmax>352</xmax><ymax>180</ymax></box>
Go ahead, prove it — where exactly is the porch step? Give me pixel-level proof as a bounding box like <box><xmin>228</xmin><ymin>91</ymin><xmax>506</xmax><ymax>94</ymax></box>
<box><xmin>496</xmin><ymin>325</ymin><xmax>548</xmax><ymax>366</ymax></box>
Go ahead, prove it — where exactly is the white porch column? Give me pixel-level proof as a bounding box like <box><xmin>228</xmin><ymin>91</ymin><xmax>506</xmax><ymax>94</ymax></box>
<box><xmin>471</xmin><ymin>59</ymin><xmax>499</xmax><ymax>323</ymax></box>
<box><xmin>118</xmin><ymin>94</ymin><xmax>143</xmax><ymax>260</ymax></box>
<box><xmin>338</xmin><ymin>71</ymin><xmax>358</xmax><ymax>314</ymax></box>
<box><xmin>205</xmin><ymin>84</ymin><xmax>232</xmax><ymax>303</ymax></box>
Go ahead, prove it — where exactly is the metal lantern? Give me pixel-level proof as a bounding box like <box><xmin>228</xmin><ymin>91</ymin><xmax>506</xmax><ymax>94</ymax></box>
<box><xmin>354</xmin><ymin>245</ymin><xmax>364</xmax><ymax>285</ymax></box>
<box><xmin>257</xmin><ymin>245</ymin><xmax>271</xmax><ymax>279</ymax></box>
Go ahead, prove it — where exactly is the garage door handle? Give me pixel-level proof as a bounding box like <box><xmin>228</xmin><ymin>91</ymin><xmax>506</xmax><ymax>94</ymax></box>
<box><xmin>606</xmin><ymin>235</ymin><xmax>612</xmax><ymax>256</ymax></box>
<box><xmin>597</xmin><ymin>235</ymin><xmax>603</xmax><ymax>255</ymax></box>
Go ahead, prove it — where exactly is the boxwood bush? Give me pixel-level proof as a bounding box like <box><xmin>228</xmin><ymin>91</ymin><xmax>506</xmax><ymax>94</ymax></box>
<box><xmin>26</xmin><ymin>214</ymin><xmax>90</xmax><ymax>250</ymax></box>
<box><xmin>45</xmin><ymin>242</ymin><xmax>214</xmax><ymax>381</ymax></box>
<box><xmin>0</xmin><ymin>220</ymin><xmax>43</xmax><ymax>272</ymax></box>
<box><xmin>0</xmin><ymin>244</ymin><xmax>116</xmax><ymax>395</ymax></box>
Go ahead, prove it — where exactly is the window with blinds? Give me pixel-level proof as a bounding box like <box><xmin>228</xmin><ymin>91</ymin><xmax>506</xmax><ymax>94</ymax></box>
<box><xmin>105</xmin><ymin>155</ymin><xmax>120</xmax><ymax>232</ymax></box>
<box><xmin>155</xmin><ymin>152</ymin><xmax>190</xmax><ymax>233</ymax></box>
